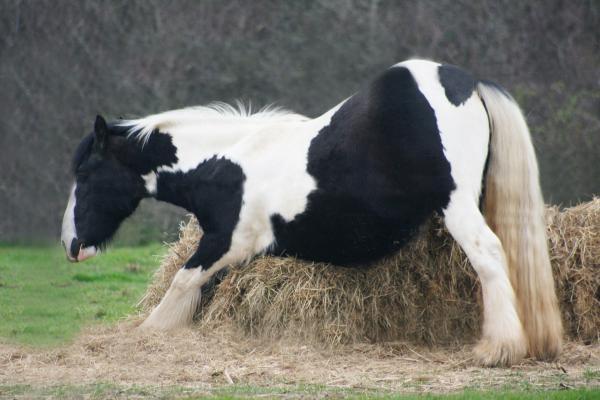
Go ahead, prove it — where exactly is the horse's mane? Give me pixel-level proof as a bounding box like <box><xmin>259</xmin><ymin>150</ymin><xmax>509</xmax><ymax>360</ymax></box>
<box><xmin>118</xmin><ymin>101</ymin><xmax>307</xmax><ymax>145</ymax></box>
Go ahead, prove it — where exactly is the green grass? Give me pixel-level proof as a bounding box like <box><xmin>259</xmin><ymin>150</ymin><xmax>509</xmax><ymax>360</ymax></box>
<box><xmin>0</xmin><ymin>384</ymin><xmax>599</xmax><ymax>399</ymax></box>
<box><xmin>583</xmin><ymin>369</ymin><xmax>600</xmax><ymax>383</ymax></box>
<box><xmin>0</xmin><ymin>244</ymin><xmax>162</xmax><ymax>346</ymax></box>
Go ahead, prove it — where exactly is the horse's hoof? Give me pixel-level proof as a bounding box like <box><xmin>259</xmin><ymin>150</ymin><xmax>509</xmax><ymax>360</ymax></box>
<box><xmin>529</xmin><ymin>334</ymin><xmax>562</xmax><ymax>362</ymax></box>
<box><xmin>473</xmin><ymin>336</ymin><xmax>527</xmax><ymax>367</ymax></box>
<box><xmin>137</xmin><ymin>320</ymin><xmax>157</xmax><ymax>331</ymax></box>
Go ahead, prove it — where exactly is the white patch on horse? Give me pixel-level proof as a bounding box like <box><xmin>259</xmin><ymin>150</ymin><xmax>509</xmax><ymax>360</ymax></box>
<box><xmin>61</xmin><ymin>184</ymin><xmax>77</xmax><ymax>257</ymax></box>
<box><xmin>142</xmin><ymin>172</ymin><xmax>157</xmax><ymax>195</ymax></box>
<box><xmin>224</xmin><ymin>101</ymin><xmax>348</xmax><ymax>258</ymax></box>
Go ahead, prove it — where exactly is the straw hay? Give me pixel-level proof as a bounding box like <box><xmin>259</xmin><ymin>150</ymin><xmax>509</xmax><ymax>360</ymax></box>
<box><xmin>546</xmin><ymin>200</ymin><xmax>600</xmax><ymax>343</ymax></box>
<box><xmin>3</xmin><ymin>324</ymin><xmax>599</xmax><ymax>391</ymax></box>
<box><xmin>141</xmin><ymin>199</ymin><xmax>600</xmax><ymax>345</ymax></box>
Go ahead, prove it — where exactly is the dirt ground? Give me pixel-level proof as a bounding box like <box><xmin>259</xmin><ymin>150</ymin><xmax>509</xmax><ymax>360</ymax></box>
<box><xmin>1</xmin><ymin>321</ymin><xmax>599</xmax><ymax>394</ymax></box>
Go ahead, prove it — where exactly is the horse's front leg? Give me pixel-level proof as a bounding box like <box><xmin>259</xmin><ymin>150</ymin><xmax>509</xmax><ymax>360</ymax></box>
<box><xmin>139</xmin><ymin>231</ymin><xmax>236</xmax><ymax>331</ymax></box>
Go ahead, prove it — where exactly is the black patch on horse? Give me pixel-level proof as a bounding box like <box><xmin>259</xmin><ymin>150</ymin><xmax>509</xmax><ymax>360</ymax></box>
<box><xmin>477</xmin><ymin>93</ymin><xmax>493</xmax><ymax>210</ymax></box>
<box><xmin>74</xmin><ymin>154</ymin><xmax>146</xmax><ymax>248</ymax></box>
<box><xmin>155</xmin><ymin>156</ymin><xmax>245</xmax><ymax>269</ymax></box>
<box><xmin>270</xmin><ymin>66</ymin><xmax>456</xmax><ymax>266</ymax></box>
<box><xmin>438</xmin><ymin>64</ymin><xmax>475</xmax><ymax>106</ymax></box>
<box><xmin>108</xmin><ymin>130</ymin><xmax>179</xmax><ymax>175</ymax></box>
<box><xmin>72</xmin><ymin>124</ymin><xmax>178</xmax><ymax>175</ymax></box>
<box><xmin>71</xmin><ymin>121</ymin><xmax>179</xmax><ymax>249</ymax></box>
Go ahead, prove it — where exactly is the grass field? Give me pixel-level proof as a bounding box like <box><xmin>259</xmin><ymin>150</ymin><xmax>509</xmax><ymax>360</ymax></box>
<box><xmin>1</xmin><ymin>244</ymin><xmax>599</xmax><ymax>399</ymax></box>
<box><xmin>0</xmin><ymin>244</ymin><xmax>162</xmax><ymax>346</ymax></box>
<box><xmin>1</xmin><ymin>384</ymin><xmax>599</xmax><ymax>399</ymax></box>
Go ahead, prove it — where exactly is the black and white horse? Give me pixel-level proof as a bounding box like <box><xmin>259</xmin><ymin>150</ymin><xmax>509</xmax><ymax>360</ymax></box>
<box><xmin>61</xmin><ymin>59</ymin><xmax>562</xmax><ymax>366</ymax></box>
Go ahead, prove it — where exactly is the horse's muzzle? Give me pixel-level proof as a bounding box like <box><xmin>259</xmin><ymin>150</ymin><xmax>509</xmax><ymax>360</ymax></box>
<box><xmin>63</xmin><ymin>238</ymin><xmax>97</xmax><ymax>262</ymax></box>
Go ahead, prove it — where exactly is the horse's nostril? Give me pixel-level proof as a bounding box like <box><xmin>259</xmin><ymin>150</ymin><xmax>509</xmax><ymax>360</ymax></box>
<box><xmin>70</xmin><ymin>238</ymin><xmax>82</xmax><ymax>260</ymax></box>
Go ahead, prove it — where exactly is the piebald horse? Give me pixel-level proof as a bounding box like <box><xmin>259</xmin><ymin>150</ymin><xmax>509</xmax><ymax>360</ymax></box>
<box><xmin>61</xmin><ymin>59</ymin><xmax>562</xmax><ymax>366</ymax></box>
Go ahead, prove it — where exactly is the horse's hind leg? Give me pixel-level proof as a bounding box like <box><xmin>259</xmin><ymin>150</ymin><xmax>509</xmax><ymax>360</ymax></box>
<box><xmin>443</xmin><ymin>192</ymin><xmax>527</xmax><ymax>366</ymax></box>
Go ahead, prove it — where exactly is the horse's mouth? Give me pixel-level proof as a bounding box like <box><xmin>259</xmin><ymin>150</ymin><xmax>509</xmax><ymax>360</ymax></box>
<box><xmin>62</xmin><ymin>239</ymin><xmax>97</xmax><ymax>262</ymax></box>
<box><xmin>76</xmin><ymin>245</ymin><xmax>97</xmax><ymax>262</ymax></box>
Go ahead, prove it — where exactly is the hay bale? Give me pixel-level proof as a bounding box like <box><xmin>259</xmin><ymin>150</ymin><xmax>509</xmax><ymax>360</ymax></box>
<box><xmin>140</xmin><ymin>199</ymin><xmax>600</xmax><ymax>345</ymax></box>
<box><xmin>546</xmin><ymin>200</ymin><xmax>600</xmax><ymax>343</ymax></box>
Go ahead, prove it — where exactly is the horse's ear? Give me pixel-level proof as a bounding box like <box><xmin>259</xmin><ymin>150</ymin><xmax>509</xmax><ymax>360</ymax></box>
<box><xmin>94</xmin><ymin>115</ymin><xmax>109</xmax><ymax>152</ymax></box>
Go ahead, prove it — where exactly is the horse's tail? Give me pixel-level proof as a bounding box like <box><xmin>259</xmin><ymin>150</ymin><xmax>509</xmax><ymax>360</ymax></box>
<box><xmin>477</xmin><ymin>81</ymin><xmax>562</xmax><ymax>360</ymax></box>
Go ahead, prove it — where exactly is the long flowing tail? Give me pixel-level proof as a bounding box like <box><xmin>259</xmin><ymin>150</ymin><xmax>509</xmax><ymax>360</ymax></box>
<box><xmin>477</xmin><ymin>81</ymin><xmax>563</xmax><ymax>360</ymax></box>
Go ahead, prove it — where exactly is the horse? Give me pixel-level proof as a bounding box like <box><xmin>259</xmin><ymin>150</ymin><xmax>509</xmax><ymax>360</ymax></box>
<box><xmin>61</xmin><ymin>59</ymin><xmax>562</xmax><ymax>367</ymax></box>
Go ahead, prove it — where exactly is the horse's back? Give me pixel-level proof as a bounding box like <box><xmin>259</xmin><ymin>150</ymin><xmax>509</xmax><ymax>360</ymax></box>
<box><xmin>268</xmin><ymin>60</ymin><xmax>489</xmax><ymax>266</ymax></box>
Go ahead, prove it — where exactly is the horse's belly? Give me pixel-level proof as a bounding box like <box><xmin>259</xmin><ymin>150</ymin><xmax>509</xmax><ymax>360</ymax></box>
<box><xmin>269</xmin><ymin>191</ymin><xmax>429</xmax><ymax>267</ymax></box>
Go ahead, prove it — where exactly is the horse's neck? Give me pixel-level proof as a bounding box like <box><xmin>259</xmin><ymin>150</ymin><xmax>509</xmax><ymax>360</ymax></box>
<box><xmin>163</xmin><ymin>101</ymin><xmax>348</xmax><ymax>173</ymax></box>
<box><xmin>162</xmin><ymin>118</ymin><xmax>274</xmax><ymax>172</ymax></box>
<box><xmin>138</xmin><ymin>119</ymin><xmax>270</xmax><ymax>210</ymax></box>
<box><xmin>122</xmin><ymin>105</ymin><xmax>307</xmax><ymax>173</ymax></box>
<box><xmin>130</xmin><ymin>100</ymin><xmax>353</xmax><ymax>218</ymax></box>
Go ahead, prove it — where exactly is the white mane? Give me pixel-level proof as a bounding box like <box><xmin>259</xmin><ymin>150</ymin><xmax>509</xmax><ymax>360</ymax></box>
<box><xmin>119</xmin><ymin>101</ymin><xmax>307</xmax><ymax>145</ymax></box>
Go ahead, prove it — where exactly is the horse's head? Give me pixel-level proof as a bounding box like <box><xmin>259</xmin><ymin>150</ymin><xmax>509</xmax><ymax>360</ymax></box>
<box><xmin>61</xmin><ymin>115</ymin><xmax>146</xmax><ymax>262</ymax></box>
